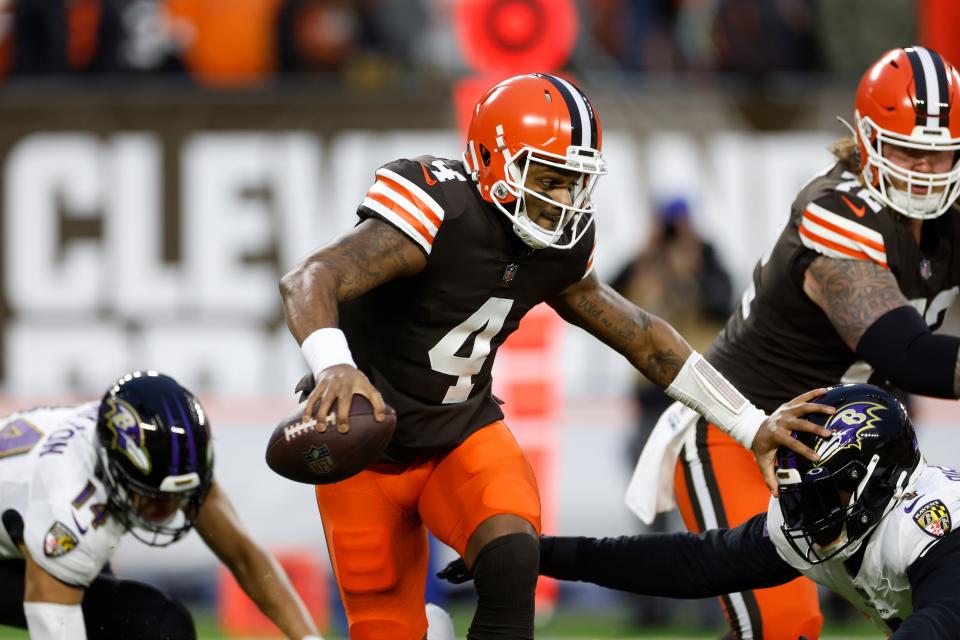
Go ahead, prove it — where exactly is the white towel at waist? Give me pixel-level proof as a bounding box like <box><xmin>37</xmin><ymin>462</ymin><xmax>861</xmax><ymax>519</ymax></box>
<box><xmin>624</xmin><ymin>400</ymin><xmax>700</xmax><ymax>525</ymax></box>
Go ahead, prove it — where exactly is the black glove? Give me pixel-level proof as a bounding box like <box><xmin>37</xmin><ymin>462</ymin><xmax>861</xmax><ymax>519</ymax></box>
<box><xmin>294</xmin><ymin>372</ymin><xmax>316</xmax><ymax>404</ymax></box>
<box><xmin>436</xmin><ymin>557</ymin><xmax>472</xmax><ymax>584</ymax></box>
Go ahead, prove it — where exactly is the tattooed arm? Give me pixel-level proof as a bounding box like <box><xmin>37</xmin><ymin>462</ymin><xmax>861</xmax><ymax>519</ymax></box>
<box><xmin>548</xmin><ymin>272</ymin><xmax>691</xmax><ymax>386</ymax></box>
<box><xmin>803</xmin><ymin>256</ymin><xmax>910</xmax><ymax>350</ymax></box>
<box><xmin>279</xmin><ymin>218</ymin><xmax>426</xmax><ymax>425</ymax></box>
<box><xmin>804</xmin><ymin>255</ymin><xmax>960</xmax><ymax>398</ymax></box>
<box><xmin>280</xmin><ymin>218</ymin><xmax>426</xmax><ymax>343</ymax></box>
<box><xmin>553</xmin><ymin>273</ymin><xmax>831</xmax><ymax>491</ymax></box>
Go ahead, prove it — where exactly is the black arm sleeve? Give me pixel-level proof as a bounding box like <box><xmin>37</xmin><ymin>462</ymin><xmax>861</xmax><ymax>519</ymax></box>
<box><xmin>540</xmin><ymin>513</ymin><xmax>800</xmax><ymax>598</ymax></box>
<box><xmin>894</xmin><ymin>532</ymin><xmax>960</xmax><ymax>638</ymax></box>
<box><xmin>856</xmin><ymin>305</ymin><xmax>960</xmax><ymax>399</ymax></box>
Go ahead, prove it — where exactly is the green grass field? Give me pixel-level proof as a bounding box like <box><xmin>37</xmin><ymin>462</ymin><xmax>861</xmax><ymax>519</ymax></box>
<box><xmin>0</xmin><ymin>606</ymin><xmax>883</xmax><ymax>639</ymax></box>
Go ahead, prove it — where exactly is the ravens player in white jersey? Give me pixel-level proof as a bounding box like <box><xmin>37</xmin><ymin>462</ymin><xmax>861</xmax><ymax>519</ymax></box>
<box><xmin>628</xmin><ymin>45</ymin><xmax>960</xmax><ymax>639</ymax></box>
<box><xmin>0</xmin><ymin>371</ymin><xmax>321</xmax><ymax>640</ymax></box>
<box><xmin>443</xmin><ymin>384</ymin><xmax>960</xmax><ymax>638</ymax></box>
<box><xmin>280</xmin><ymin>73</ymin><xmax>832</xmax><ymax>639</ymax></box>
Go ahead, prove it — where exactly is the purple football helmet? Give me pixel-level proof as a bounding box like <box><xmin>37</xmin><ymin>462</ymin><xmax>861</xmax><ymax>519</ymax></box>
<box><xmin>776</xmin><ymin>384</ymin><xmax>920</xmax><ymax>563</ymax></box>
<box><xmin>96</xmin><ymin>371</ymin><xmax>213</xmax><ymax>546</ymax></box>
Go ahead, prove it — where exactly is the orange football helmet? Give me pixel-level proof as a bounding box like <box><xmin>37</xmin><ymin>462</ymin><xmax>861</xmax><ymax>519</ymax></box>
<box><xmin>855</xmin><ymin>46</ymin><xmax>960</xmax><ymax>219</ymax></box>
<box><xmin>462</xmin><ymin>73</ymin><xmax>606</xmax><ymax>249</ymax></box>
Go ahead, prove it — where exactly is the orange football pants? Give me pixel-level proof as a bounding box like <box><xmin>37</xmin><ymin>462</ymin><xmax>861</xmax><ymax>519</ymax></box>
<box><xmin>674</xmin><ymin>421</ymin><xmax>823</xmax><ymax>640</ymax></box>
<box><xmin>314</xmin><ymin>421</ymin><xmax>541</xmax><ymax>640</ymax></box>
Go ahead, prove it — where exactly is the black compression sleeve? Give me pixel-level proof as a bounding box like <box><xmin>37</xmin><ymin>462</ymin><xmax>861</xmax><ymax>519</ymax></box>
<box><xmin>856</xmin><ymin>305</ymin><xmax>960</xmax><ymax>398</ymax></box>
<box><xmin>540</xmin><ymin>513</ymin><xmax>799</xmax><ymax>598</ymax></box>
<box><xmin>896</xmin><ymin>532</ymin><xmax>960</xmax><ymax>638</ymax></box>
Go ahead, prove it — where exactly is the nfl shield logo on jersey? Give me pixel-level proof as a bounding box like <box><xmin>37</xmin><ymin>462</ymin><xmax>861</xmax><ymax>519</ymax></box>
<box><xmin>913</xmin><ymin>499</ymin><xmax>952</xmax><ymax>537</ymax></box>
<box><xmin>43</xmin><ymin>521</ymin><xmax>79</xmax><ymax>557</ymax></box>
<box><xmin>502</xmin><ymin>263</ymin><xmax>518</xmax><ymax>285</ymax></box>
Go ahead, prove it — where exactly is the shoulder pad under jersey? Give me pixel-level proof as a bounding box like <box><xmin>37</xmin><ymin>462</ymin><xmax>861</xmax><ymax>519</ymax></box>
<box><xmin>797</xmin><ymin>188</ymin><xmax>888</xmax><ymax>270</ymax></box>
<box><xmin>358</xmin><ymin>157</ymin><xmax>458</xmax><ymax>255</ymax></box>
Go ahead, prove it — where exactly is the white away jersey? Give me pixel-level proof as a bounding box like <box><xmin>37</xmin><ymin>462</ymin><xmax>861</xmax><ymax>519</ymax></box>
<box><xmin>768</xmin><ymin>463</ymin><xmax>960</xmax><ymax>633</ymax></box>
<box><xmin>0</xmin><ymin>403</ymin><xmax>125</xmax><ymax>587</ymax></box>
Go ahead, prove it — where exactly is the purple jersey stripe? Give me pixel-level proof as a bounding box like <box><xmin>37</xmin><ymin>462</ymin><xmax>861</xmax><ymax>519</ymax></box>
<box><xmin>71</xmin><ymin>480</ymin><xmax>96</xmax><ymax>509</ymax></box>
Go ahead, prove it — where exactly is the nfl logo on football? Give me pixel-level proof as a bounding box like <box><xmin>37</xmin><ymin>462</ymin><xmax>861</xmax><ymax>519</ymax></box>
<box><xmin>303</xmin><ymin>444</ymin><xmax>335</xmax><ymax>474</ymax></box>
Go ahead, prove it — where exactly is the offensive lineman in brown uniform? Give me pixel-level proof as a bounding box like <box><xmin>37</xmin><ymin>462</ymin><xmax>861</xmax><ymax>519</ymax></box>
<box><xmin>280</xmin><ymin>73</ymin><xmax>830</xmax><ymax>640</ymax></box>
<box><xmin>634</xmin><ymin>46</ymin><xmax>960</xmax><ymax>639</ymax></box>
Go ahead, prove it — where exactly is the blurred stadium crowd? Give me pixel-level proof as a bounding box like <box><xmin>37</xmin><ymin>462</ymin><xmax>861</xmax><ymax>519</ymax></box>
<box><xmin>0</xmin><ymin>0</ymin><xmax>954</xmax><ymax>87</ymax></box>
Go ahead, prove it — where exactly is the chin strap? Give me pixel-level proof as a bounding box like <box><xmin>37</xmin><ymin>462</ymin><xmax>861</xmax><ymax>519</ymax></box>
<box><xmin>886</xmin><ymin>184</ymin><xmax>943</xmax><ymax>216</ymax></box>
<box><xmin>852</xmin><ymin>454</ymin><xmax>882</xmax><ymax>504</ymax></box>
<box><xmin>892</xmin><ymin>469</ymin><xmax>911</xmax><ymax>501</ymax></box>
<box><xmin>891</xmin><ymin>456</ymin><xmax>924</xmax><ymax>503</ymax></box>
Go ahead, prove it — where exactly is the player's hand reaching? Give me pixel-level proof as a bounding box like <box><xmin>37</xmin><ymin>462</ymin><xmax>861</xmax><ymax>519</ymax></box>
<box><xmin>296</xmin><ymin>366</ymin><xmax>387</xmax><ymax>433</ymax></box>
<box><xmin>753</xmin><ymin>388</ymin><xmax>835</xmax><ymax>497</ymax></box>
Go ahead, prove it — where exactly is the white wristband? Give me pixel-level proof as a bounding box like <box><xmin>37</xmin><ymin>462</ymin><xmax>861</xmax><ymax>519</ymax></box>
<box><xmin>24</xmin><ymin>602</ymin><xmax>87</xmax><ymax>640</ymax></box>
<box><xmin>665</xmin><ymin>352</ymin><xmax>766</xmax><ymax>449</ymax></box>
<box><xmin>300</xmin><ymin>328</ymin><xmax>356</xmax><ymax>378</ymax></box>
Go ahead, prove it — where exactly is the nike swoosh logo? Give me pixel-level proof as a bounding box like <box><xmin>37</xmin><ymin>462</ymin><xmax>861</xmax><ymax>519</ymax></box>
<box><xmin>72</xmin><ymin>512</ymin><xmax>88</xmax><ymax>535</ymax></box>
<box><xmin>904</xmin><ymin>494</ymin><xmax>925</xmax><ymax>514</ymax></box>
<box><xmin>840</xmin><ymin>194</ymin><xmax>866</xmax><ymax>218</ymax></box>
<box><xmin>421</xmin><ymin>163</ymin><xmax>438</xmax><ymax>186</ymax></box>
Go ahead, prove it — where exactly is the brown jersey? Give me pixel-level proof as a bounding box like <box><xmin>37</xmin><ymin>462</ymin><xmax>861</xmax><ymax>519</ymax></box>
<box><xmin>709</xmin><ymin>162</ymin><xmax>960</xmax><ymax>413</ymax></box>
<box><xmin>339</xmin><ymin>155</ymin><xmax>595</xmax><ymax>463</ymax></box>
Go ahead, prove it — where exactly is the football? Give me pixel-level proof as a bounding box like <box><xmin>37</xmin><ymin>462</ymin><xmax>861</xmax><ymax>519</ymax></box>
<box><xmin>265</xmin><ymin>395</ymin><xmax>396</xmax><ymax>485</ymax></box>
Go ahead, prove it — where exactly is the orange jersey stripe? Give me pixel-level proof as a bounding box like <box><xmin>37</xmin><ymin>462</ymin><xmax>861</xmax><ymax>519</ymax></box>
<box><xmin>803</xmin><ymin>210</ymin><xmax>885</xmax><ymax>254</ymax></box>
<box><xmin>376</xmin><ymin>175</ymin><xmax>443</xmax><ymax>228</ymax></box>
<box><xmin>367</xmin><ymin>192</ymin><xmax>434</xmax><ymax>246</ymax></box>
<box><xmin>799</xmin><ymin>225</ymin><xmax>889</xmax><ymax>269</ymax></box>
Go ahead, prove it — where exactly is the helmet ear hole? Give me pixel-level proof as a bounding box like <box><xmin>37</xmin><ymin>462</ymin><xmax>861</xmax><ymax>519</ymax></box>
<box><xmin>479</xmin><ymin>144</ymin><xmax>491</xmax><ymax>166</ymax></box>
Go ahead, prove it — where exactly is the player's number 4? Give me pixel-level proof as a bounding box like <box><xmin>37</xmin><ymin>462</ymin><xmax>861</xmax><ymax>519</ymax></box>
<box><xmin>428</xmin><ymin>297</ymin><xmax>514</xmax><ymax>404</ymax></box>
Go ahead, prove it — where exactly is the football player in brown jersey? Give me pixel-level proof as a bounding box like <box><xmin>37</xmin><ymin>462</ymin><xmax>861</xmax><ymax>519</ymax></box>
<box><xmin>630</xmin><ymin>46</ymin><xmax>960</xmax><ymax>640</ymax></box>
<box><xmin>280</xmin><ymin>73</ymin><xmax>831</xmax><ymax>640</ymax></box>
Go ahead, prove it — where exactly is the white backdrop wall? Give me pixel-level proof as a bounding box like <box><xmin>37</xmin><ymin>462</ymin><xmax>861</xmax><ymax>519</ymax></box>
<box><xmin>2</xmin><ymin>127</ymin><xmax>837</xmax><ymax>399</ymax></box>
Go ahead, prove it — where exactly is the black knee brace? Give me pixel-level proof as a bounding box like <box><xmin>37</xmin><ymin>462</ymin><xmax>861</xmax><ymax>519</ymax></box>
<box><xmin>468</xmin><ymin>532</ymin><xmax>539</xmax><ymax>640</ymax></box>
<box><xmin>0</xmin><ymin>560</ymin><xmax>195</xmax><ymax>640</ymax></box>
<box><xmin>0</xmin><ymin>559</ymin><xmax>27</xmax><ymax>628</ymax></box>
<box><xmin>84</xmin><ymin>576</ymin><xmax>196</xmax><ymax>640</ymax></box>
